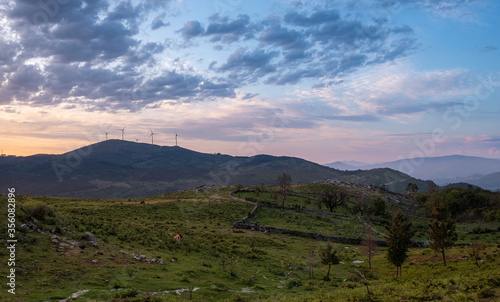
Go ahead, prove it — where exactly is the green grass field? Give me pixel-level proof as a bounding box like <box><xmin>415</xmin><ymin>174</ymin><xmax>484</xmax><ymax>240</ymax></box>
<box><xmin>1</xmin><ymin>185</ymin><xmax>499</xmax><ymax>301</ymax></box>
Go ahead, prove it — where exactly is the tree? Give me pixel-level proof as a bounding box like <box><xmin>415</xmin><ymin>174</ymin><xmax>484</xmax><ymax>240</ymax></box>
<box><xmin>470</xmin><ymin>236</ymin><xmax>484</xmax><ymax>268</ymax></box>
<box><xmin>428</xmin><ymin>201</ymin><xmax>457</xmax><ymax>266</ymax></box>
<box><xmin>321</xmin><ymin>186</ymin><xmax>347</xmax><ymax>212</ymax></box>
<box><xmin>320</xmin><ymin>241</ymin><xmax>340</xmax><ymax>281</ymax></box>
<box><xmin>277</xmin><ymin>172</ymin><xmax>292</xmax><ymax>212</ymax></box>
<box><xmin>406</xmin><ymin>182</ymin><xmax>418</xmax><ymax>195</ymax></box>
<box><xmin>386</xmin><ymin>209</ymin><xmax>415</xmax><ymax>277</ymax></box>
<box><xmin>308</xmin><ymin>247</ymin><xmax>316</xmax><ymax>279</ymax></box>
<box><xmin>361</xmin><ymin>223</ymin><xmax>378</xmax><ymax>269</ymax></box>
<box><xmin>369</xmin><ymin>196</ymin><xmax>386</xmax><ymax>217</ymax></box>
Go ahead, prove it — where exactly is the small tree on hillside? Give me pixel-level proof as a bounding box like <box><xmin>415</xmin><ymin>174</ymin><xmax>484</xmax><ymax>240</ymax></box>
<box><xmin>277</xmin><ymin>172</ymin><xmax>292</xmax><ymax>212</ymax></box>
<box><xmin>361</xmin><ymin>223</ymin><xmax>378</xmax><ymax>269</ymax></box>
<box><xmin>321</xmin><ymin>186</ymin><xmax>347</xmax><ymax>212</ymax></box>
<box><xmin>470</xmin><ymin>236</ymin><xmax>484</xmax><ymax>268</ymax></box>
<box><xmin>308</xmin><ymin>247</ymin><xmax>316</xmax><ymax>279</ymax></box>
<box><xmin>369</xmin><ymin>196</ymin><xmax>386</xmax><ymax>217</ymax></box>
<box><xmin>428</xmin><ymin>201</ymin><xmax>457</xmax><ymax>266</ymax></box>
<box><xmin>406</xmin><ymin>183</ymin><xmax>418</xmax><ymax>195</ymax></box>
<box><xmin>320</xmin><ymin>241</ymin><xmax>340</xmax><ymax>281</ymax></box>
<box><xmin>386</xmin><ymin>209</ymin><xmax>415</xmax><ymax>277</ymax></box>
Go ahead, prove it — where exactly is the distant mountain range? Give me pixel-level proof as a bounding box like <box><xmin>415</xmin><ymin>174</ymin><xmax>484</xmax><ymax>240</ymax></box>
<box><xmin>0</xmin><ymin>140</ymin><xmax>433</xmax><ymax>198</ymax></box>
<box><xmin>325</xmin><ymin>155</ymin><xmax>500</xmax><ymax>191</ymax></box>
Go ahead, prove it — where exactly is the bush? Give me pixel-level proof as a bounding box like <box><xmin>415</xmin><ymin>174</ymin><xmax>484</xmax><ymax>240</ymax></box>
<box><xmin>114</xmin><ymin>289</ymin><xmax>138</xmax><ymax>298</ymax></box>
<box><xmin>285</xmin><ymin>278</ymin><xmax>302</xmax><ymax>289</ymax></box>
<box><xmin>23</xmin><ymin>202</ymin><xmax>55</xmax><ymax>221</ymax></box>
<box><xmin>478</xmin><ymin>288</ymin><xmax>495</xmax><ymax>299</ymax></box>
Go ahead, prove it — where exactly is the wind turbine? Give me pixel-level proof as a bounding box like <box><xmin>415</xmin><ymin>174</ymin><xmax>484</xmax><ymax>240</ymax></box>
<box><xmin>149</xmin><ymin>129</ymin><xmax>155</xmax><ymax>144</ymax></box>
<box><xmin>103</xmin><ymin>130</ymin><xmax>109</xmax><ymax>141</ymax></box>
<box><xmin>135</xmin><ymin>138</ymin><xmax>139</xmax><ymax>142</ymax></box>
<box><xmin>118</xmin><ymin>127</ymin><xmax>125</xmax><ymax>140</ymax></box>
<box><xmin>175</xmin><ymin>132</ymin><xmax>179</xmax><ymax>146</ymax></box>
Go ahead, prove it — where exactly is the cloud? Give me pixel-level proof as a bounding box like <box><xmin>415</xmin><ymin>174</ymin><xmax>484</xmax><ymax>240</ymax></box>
<box><xmin>178</xmin><ymin>20</ymin><xmax>205</xmax><ymax>39</ymax></box>
<box><xmin>377</xmin><ymin>0</ymin><xmax>480</xmax><ymax>20</ymax></box>
<box><xmin>0</xmin><ymin>107</ymin><xmax>19</xmax><ymax>114</ymax></box>
<box><xmin>205</xmin><ymin>14</ymin><xmax>255</xmax><ymax>43</ymax></box>
<box><xmin>211</xmin><ymin>7</ymin><xmax>416</xmax><ymax>86</ymax></box>
<box><xmin>151</xmin><ymin>13</ymin><xmax>169</xmax><ymax>30</ymax></box>
<box><xmin>0</xmin><ymin>0</ymin><xmax>235</xmax><ymax>111</ymax></box>
<box><xmin>284</xmin><ymin>9</ymin><xmax>340</xmax><ymax>27</ymax></box>
<box><xmin>217</xmin><ymin>48</ymin><xmax>279</xmax><ymax>82</ymax></box>
<box><xmin>478</xmin><ymin>46</ymin><xmax>497</xmax><ymax>53</ymax></box>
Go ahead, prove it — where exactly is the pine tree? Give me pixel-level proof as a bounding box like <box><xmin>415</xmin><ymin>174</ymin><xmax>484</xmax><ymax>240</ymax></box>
<box><xmin>386</xmin><ymin>209</ymin><xmax>415</xmax><ymax>277</ymax></box>
<box><xmin>320</xmin><ymin>241</ymin><xmax>340</xmax><ymax>281</ymax></box>
<box><xmin>428</xmin><ymin>202</ymin><xmax>457</xmax><ymax>266</ymax></box>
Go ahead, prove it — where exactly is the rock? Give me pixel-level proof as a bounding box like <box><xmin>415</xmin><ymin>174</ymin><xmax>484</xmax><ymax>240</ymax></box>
<box><xmin>51</xmin><ymin>235</ymin><xmax>59</xmax><ymax>240</ymax></box>
<box><xmin>352</xmin><ymin>260</ymin><xmax>364</xmax><ymax>264</ymax></box>
<box><xmin>89</xmin><ymin>241</ymin><xmax>98</xmax><ymax>247</ymax></box>
<box><xmin>52</xmin><ymin>239</ymin><xmax>59</xmax><ymax>244</ymax></box>
<box><xmin>85</xmin><ymin>232</ymin><xmax>96</xmax><ymax>242</ymax></box>
<box><xmin>59</xmin><ymin>243</ymin><xmax>70</xmax><ymax>247</ymax></box>
<box><xmin>91</xmin><ymin>260</ymin><xmax>98</xmax><ymax>264</ymax></box>
<box><xmin>171</xmin><ymin>258</ymin><xmax>177</xmax><ymax>263</ymax></box>
<box><xmin>139</xmin><ymin>255</ymin><xmax>146</xmax><ymax>260</ymax></box>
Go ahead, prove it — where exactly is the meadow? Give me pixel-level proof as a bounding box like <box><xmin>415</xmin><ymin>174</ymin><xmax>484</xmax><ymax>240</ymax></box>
<box><xmin>1</xmin><ymin>185</ymin><xmax>499</xmax><ymax>301</ymax></box>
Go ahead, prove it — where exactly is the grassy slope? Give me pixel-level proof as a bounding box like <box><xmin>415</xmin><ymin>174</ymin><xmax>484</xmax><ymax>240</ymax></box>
<box><xmin>0</xmin><ymin>186</ymin><xmax>499</xmax><ymax>302</ymax></box>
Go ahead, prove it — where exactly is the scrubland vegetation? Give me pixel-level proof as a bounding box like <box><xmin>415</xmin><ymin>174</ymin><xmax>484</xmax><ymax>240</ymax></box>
<box><xmin>1</xmin><ymin>183</ymin><xmax>499</xmax><ymax>301</ymax></box>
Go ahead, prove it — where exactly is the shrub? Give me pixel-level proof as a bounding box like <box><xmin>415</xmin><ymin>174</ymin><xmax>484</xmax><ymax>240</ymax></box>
<box><xmin>114</xmin><ymin>289</ymin><xmax>139</xmax><ymax>298</ymax></box>
<box><xmin>285</xmin><ymin>278</ymin><xmax>302</xmax><ymax>289</ymax></box>
<box><xmin>478</xmin><ymin>288</ymin><xmax>495</xmax><ymax>299</ymax></box>
<box><xmin>23</xmin><ymin>202</ymin><xmax>55</xmax><ymax>221</ymax></box>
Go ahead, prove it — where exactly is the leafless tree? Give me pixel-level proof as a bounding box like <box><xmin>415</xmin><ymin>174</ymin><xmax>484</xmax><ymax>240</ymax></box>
<box><xmin>361</xmin><ymin>223</ymin><xmax>378</xmax><ymax>269</ymax></box>
<box><xmin>321</xmin><ymin>187</ymin><xmax>347</xmax><ymax>212</ymax></box>
<box><xmin>277</xmin><ymin>172</ymin><xmax>292</xmax><ymax>212</ymax></box>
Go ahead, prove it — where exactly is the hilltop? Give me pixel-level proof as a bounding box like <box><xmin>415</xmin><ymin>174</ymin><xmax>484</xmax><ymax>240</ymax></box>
<box><xmin>0</xmin><ymin>140</ymin><xmax>432</xmax><ymax>198</ymax></box>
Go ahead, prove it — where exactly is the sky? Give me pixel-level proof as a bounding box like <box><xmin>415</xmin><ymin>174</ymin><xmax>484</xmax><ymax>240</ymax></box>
<box><xmin>0</xmin><ymin>0</ymin><xmax>499</xmax><ymax>164</ymax></box>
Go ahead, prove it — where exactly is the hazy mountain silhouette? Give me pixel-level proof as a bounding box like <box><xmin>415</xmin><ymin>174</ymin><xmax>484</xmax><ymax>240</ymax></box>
<box><xmin>325</xmin><ymin>155</ymin><xmax>500</xmax><ymax>190</ymax></box>
<box><xmin>0</xmin><ymin>140</ymin><xmax>432</xmax><ymax>198</ymax></box>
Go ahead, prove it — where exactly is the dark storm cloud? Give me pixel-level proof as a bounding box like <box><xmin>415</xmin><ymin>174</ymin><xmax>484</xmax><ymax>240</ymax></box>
<box><xmin>0</xmin><ymin>0</ymin><xmax>235</xmax><ymax>111</ymax></box>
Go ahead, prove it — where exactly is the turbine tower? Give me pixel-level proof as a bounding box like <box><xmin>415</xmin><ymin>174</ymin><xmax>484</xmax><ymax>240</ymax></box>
<box><xmin>175</xmin><ymin>132</ymin><xmax>179</xmax><ymax>146</ymax></box>
<box><xmin>118</xmin><ymin>127</ymin><xmax>125</xmax><ymax>140</ymax></box>
<box><xmin>149</xmin><ymin>129</ymin><xmax>155</xmax><ymax>144</ymax></box>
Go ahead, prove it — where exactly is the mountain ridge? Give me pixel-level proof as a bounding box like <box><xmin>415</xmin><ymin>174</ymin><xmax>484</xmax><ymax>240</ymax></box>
<box><xmin>0</xmin><ymin>140</ymin><xmax>433</xmax><ymax>198</ymax></box>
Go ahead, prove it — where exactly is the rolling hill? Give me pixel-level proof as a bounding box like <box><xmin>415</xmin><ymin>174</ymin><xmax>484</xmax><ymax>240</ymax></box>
<box><xmin>0</xmin><ymin>140</ymin><xmax>432</xmax><ymax>198</ymax></box>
